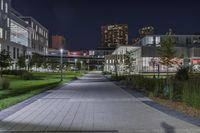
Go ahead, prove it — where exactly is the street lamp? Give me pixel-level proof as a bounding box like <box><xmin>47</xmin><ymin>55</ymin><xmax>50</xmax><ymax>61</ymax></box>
<box><xmin>60</xmin><ymin>49</ymin><xmax>63</xmax><ymax>81</ymax></box>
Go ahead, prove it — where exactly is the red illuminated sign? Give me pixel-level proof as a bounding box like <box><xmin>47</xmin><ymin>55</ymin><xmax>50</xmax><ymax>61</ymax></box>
<box><xmin>67</xmin><ymin>51</ymin><xmax>88</xmax><ymax>56</ymax></box>
<box><xmin>192</xmin><ymin>59</ymin><xmax>200</xmax><ymax>64</ymax></box>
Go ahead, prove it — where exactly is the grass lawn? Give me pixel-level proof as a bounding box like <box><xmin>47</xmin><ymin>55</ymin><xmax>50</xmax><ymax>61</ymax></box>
<box><xmin>0</xmin><ymin>71</ymin><xmax>85</xmax><ymax>111</ymax></box>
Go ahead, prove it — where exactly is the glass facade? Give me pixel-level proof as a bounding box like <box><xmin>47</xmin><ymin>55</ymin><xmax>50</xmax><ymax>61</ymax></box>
<box><xmin>10</xmin><ymin>19</ymin><xmax>28</xmax><ymax>47</ymax></box>
<box><xmin>141</xmin><ymin>36</ymin><xmax>154</xmax><ymax>46</ymax></box>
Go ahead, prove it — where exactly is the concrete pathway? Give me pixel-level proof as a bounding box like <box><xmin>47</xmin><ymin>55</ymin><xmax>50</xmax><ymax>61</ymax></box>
<box><xmin>0</xmin><ymin>71</ymin><xmax>200</xmax><ymax>133</ymax></box>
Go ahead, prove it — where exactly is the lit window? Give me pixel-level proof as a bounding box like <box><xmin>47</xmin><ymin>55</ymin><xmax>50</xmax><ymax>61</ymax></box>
<box><xmin>5</xmin><ymin>2</ymin><xmax>7</xmax><ymax>13</ymax></box>
<box><xmin>7</xmin><ymin>18</ymin><xmax>9</xmax><ymax>27</ymax></box>
<box><xmin>0</xmin><ymin>27</ymin><xmax>3</xmax><ymax>38</ymax></box>
<box><xmin>1</xmin><ymin>0</ymin><xmax>3</xmax><ymax>10</ymax></box>
<box><xmin>31</xmin><ymin>22</ymin><xmax>34</xmax><ymax>28</ymax></box>
<box><xmin>10</xmin><ymin>19</ymin><xmax>28</xmax><ymax>46</ymax></box>
<box><xmin>36</xmin><ymin>25</ymin><xmax>38</xmax><ymax>32</ymax></box>
<box><xmin>5</xmin><ymin>30</ymin><xmax>7</xmax><ymax>40</ymax></box>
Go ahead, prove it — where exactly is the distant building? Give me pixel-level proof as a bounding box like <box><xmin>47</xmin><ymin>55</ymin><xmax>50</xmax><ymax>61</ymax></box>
<box><xmin>104</xmin><ymin>34</ymin><xmax>200</xmax><ymax>75</ymax></box>
<box><xmin>132</xmin><ymin>26</ymin><xmax>155</xmax><ymax>44</ymax></box>
<box><xmin>20</xmin><ymin>16</ymin><xmax>49</xmax><ymax>55</ymax></box>
<box><xmin>139</xmin><ymin>26</ymin><xmax>155</xmax><ymax>38</ymax></box>
<box><xmin>52</xmin><ymin>35</ymin><xmax>66</xmax><ymax>49</ymax></box>
<box><xmin>0</xmin><ymin>0</ymin><xmax>48</xmax><ymax>69</ymax></box>
<box><xmin>101</xmin><ymin>24</ymin><xmax>128</xmax><ymax>48</ymax></box>
<box><xmin>95</xmin><ymin>47</ymin><xmax>116</xmax><ymax>58</ymax></box>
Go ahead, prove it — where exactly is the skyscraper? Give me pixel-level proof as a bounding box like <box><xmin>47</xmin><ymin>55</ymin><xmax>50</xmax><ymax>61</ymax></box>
<box><xmin>52</xmin><ymin>35</ymin><xmax>66</xmax><ymax>49</ymax></box>
<box><xmin>139</xmin><ymin>26</ymin><xmax>155</xmax><ymax>38</ymax></box>
<box><xmin>132</xmin><ymin>26</ymin><xmax>155</xmax><ymax>44</ymax></box>
<box><xmin>101</xmin><ymin>24</ymin><xmax>128</xmax><ymax>48</ymax></box>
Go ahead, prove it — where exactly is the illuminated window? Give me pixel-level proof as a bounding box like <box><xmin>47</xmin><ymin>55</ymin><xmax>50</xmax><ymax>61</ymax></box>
<box><xmin>31</xmin><ymin>22</ymin><xmax>34</xmax><ymax>28</ymax></box>
<box><xmin>0</xmin><ymin>27</ymin><xmax>3</xmax><ymax>38</ymax></box>
<box><xmin>5</xmin><ymin>30</ymin><xmax>7</xmax><ymax>40</ymax></box>
<box><xmin>1</xmin><ymin>0</ymin><xmax>3</xmax><ymax>10</ymax></box>
<box><xmin>156</xmin><ymin>36</ymin><xmax>161</xmax><ymax>45</ymax></box>
<box><xmin>10</xmin><ymin>19</ymin><xmax>28</xmax><ymax>46</ymax></box>
<box><xmin>36</xmin><ymin>25</ymin><xmax>38</xmax><ymax>32</ymax></box>
<box><xmin>5</xmin><ymin>2</ymin><xmax>7</xmax><ymax>13</ymax></box>
<box><xmin>7</xmin><ymin>18</ymin><xmax>10</xmax><ymax>27</ymax></box>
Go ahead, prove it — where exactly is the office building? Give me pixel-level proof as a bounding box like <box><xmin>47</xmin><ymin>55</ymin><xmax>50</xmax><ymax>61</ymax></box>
<box><xmin>104</xmin><ymin>35</ymin><xmax>200</xmax><ymax>75</ymax></box>
<box><xmin>139</xmin><ymin>26</ymin><xmax>155</xmax><ymax>38</ymax></box>
<box><xmin>0</xmin><ymin>0</ymin><xmax>48</xmax><ymax>68</ymax></box>
<box><xmin>52</xmin><ymin>35</ymin><xmax>66</xmax><ymax>49</ymax></box>
<box><xmin>132</xmin><ymin>26</ymin><xmax>155</xmax><ymax>44</ymax></box>
<box><xmin>101</xmin><ymin>24</ymin><xmax>128</xmax><ymax>48</ymax></box>
<box><xmin>20</xmin><ymin>16</ymin><xmax>49</xmax><ymax>55</ymax></box>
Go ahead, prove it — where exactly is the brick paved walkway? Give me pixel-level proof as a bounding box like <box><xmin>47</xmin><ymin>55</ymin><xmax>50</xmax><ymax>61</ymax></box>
<box><xmin>0</xmin><ymin>71</ymin><xmax>199</xmax><ymax>133</ymax></box>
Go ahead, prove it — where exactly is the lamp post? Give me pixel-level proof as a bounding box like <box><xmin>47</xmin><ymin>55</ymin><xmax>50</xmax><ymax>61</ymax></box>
<box><xmin>60</xmin><ymin>49</ymin><xmax>63</xmax><ymax>81</ymax></box>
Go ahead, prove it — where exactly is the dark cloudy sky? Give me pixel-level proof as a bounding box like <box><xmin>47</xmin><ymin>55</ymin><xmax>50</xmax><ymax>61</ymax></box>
<box><xmin>12</xmin><ymin>0</ymin><xmax>200</xmax><ymax>50</ymax></box>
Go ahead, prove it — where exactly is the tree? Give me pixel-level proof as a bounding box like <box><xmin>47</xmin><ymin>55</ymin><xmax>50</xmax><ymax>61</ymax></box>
<box><xmin>48</xmin><ymin>58</ymin><xmax>58</xmax><ymax>72</ymax></box>
<box><xmin>124</xmin><ymin>50</ymin><xmax>135</xmax><ymax>75</ymax></box>
<box><xmin>28</xmin><ymin>53</ymin><xmax>38</xmax><ymax>69</ymax></box>
<box><xmin>17</xmin><ymin>55</ymin><xmax>26</xmax><ymax>69</ymax></box>
<box><xmin>158</xmin><ymin>30</ymin><xmax>176</xmax><ymax>100</ymax></box>
<box><xmin>35</xmin><ymin>55</ymin><xmax>43</xmax><ymax>69</ymax></box>
<box><xmin>158</xmin><ymin>31</ymin><xmax>176</xmax><ymax>77</ymax></box>
<box><xmin>29</xmin><ymin>53</ymin><xmax>43</xmax><ymax>71</ymax></box>
<box><xmin>42</xmin><ymin>57</ymin><xmax>48</xmax><ymax>70</ymax></box>
<box><xmin>0</xmin><ymin>50</ymin><xmax>12</xmax><ymax>77</ymax></box>
<box><xmin>76</xmin><ymin>61</ymin><xmax>82</xmax><ymax>70</ymax></box>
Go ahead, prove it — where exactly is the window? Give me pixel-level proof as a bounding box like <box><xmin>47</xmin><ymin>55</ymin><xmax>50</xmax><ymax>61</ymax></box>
<box><xmin>5</xmin><ymin>2</ymin><xmax>7</xmax><ymax>13</ymax></box>
<box><xmin>1</xmin><ymin>0</ymin><xmax>3</xmax><ymax>10</ymax></box>
<box><xmin>10</xmin><ymin>19</ymin><xmax>29</xmax><ymax>46</ymax></box>
<box><xmin>7</xmin><ymin>18</ymin><xmax>10</xmax><ymax>27</ymax></box>
<box><xmin>17</xmin><ymin>48</ymin><xmax>19</xmax><ymax>58</ymax></box>
<box><xmin>5</xmin><ymin>30</ymin><xmax>7</xmax><ymax>40</ymax></box>
<box><xmin>31</xmin><ymin>22</ymin><xmax>34</xmax><ymax>28</ymax></box>
<box><xmin>0</xmin><ymin>27</ymin><xmax>3</xmax><ymax>38</ymax></box>
<box><xmin>13</xmin><ymin>47</ymin><xmax>16</xmax><ymax>59</ymax></box>
<box><xmin>36</xmin><ymin>25</ymin><xmax>38</xmax><ymax>32</ymax></box>
<box><xmin>7</xmin><ymin>45</ymin><xmax>9</xmax><ymax>52</ymax></box>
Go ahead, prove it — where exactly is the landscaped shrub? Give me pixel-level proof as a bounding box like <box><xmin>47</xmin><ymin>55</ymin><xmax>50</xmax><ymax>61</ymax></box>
<box><xmin>0</xmin><ymin>78</ymin><xmax>10</xmax><ymax>90</ymax></box>
<box><xmin>111</xmin><ymin>73</ymin><xmax>200</xmax><ymax>109</ymax></box>
<box><xmin>2</xmin><ymin>70</ymin><xmax>28</xmax><ymax>76</ymax></box>
<box><xmin>21</xmin><ymin>72</ymin><xmax>34</xmax><ymax>80</ymax></box>
<box><xmin>182</xmin><ymin>78</ymin><xmax>200</xmax><ymax>109</ymax></box>
<box><xmin>175</xmin><ymin>66</ymin><xmax>189</xmax><ymax>81</ymax></box>
<box><xmin>102</xmin><ymin>71</ymin><xmax>112</xmax><ymax>75</ymax></box>
<box><xmin>111</xmin><ymin>75</ymin><xmax>127</xmax><ymax>81</ymax></box>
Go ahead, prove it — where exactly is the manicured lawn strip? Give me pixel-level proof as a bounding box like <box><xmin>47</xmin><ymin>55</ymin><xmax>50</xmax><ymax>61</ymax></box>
<box><xmin>0</xmin><ymin>71</ymin><xmax>85</xmax><ymax>111</ymax></box>
<box><xmin>0</xmin><ymin>83</ymin><xmax>59</xmax><ymax>111</ymax></box>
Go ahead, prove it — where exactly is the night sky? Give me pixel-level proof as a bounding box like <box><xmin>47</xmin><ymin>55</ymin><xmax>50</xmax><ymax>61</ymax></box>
<box><xmin>12</xmin><ymin>0</ymin><xmax>200</xmax><ymax>50</ymax></box>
